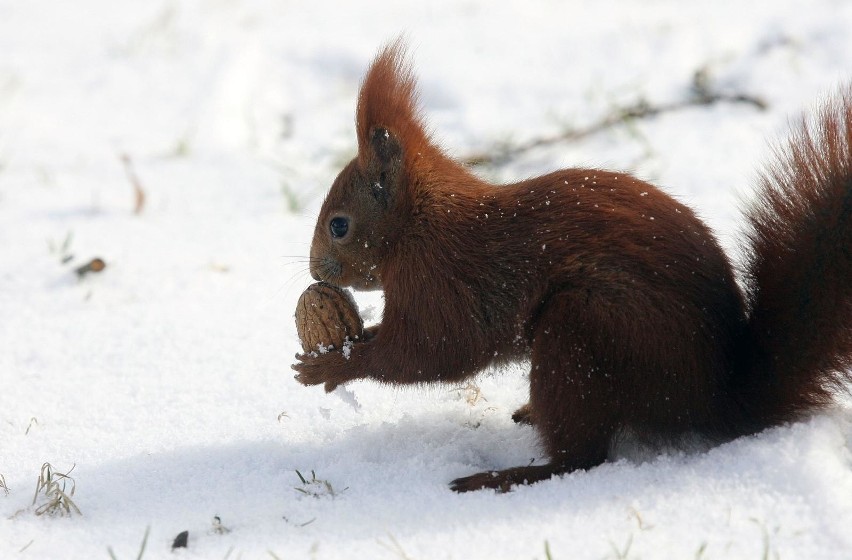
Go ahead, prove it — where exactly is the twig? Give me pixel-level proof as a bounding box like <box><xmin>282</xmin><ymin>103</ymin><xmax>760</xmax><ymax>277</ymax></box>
<box><xmin>283</xmin><ymin>515</ymin><xmax>316</xmax><ymax>528</ymax></box>
<box><xmin>462</xmin><ymin>68</ymin><xmax>766</xmax><ymax>167</ymax></box>
<box><xmin>120</xmin><ymin>153</ymin><xmax>146</xmax><ymax>215</ymax></box>
<box><xmin>75</xmin><ymin>258</ymin><xmax>107</xmax><ymax>278</ymax></box>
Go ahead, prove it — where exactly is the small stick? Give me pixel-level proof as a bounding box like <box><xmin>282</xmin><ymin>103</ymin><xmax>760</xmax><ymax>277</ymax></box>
<box><xmin>462</xmin><ymin>68</ymin><xmax>766</xmax><ymax>167</ymax></box>
<box><xmin>120</xmin><ymin>153</ymin><xmax>146</xmax><ymax>215</ymax></box>
<box><xmin>75</xmin><ymin>258</ymin><xmax>106</xmax><ymax>278</ymax></box>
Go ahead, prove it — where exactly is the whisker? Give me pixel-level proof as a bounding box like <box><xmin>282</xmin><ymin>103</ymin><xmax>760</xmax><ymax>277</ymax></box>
<box><xmin>275</xmin><ymin>268</ymin><xmax>315</xmax><ymax>300</ymax></box>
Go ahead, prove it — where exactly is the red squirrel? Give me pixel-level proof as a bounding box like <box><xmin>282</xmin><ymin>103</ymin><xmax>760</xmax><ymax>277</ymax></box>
<box><xmin>293</xmin><ymin>40</ymin><xmax>852</xmax><ymax>492</ymax></box>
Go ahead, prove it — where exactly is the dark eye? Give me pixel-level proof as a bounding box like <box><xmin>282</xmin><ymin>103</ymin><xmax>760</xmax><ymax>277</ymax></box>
<box><xmin>329</xmin><ymin>216</ymin><xmax>349</xmax><ymax>239</ymax></box>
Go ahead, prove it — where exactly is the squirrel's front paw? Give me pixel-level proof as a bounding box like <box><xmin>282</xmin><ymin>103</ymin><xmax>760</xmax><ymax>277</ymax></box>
<box><xmin>292</xmin><ymin>352</ymin><xmax>350</xmax><ymax>392</ymax></box>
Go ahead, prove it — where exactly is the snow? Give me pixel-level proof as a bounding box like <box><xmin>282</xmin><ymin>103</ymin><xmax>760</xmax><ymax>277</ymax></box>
<box><xmin>2</xmin><ymin>0</ymin><xmax>852</xmax><ymax>558</ymax></box>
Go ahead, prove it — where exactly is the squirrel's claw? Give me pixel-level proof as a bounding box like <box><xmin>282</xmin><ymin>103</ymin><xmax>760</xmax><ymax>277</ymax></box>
<box><xmin>291</xmin><ymin>359</ymin><xmax>321</xmax><ymax>386</ymax></box>
<box><xmin>292</xmin><ymin>352</ymin><xmax>350</xmax><ymax>390</ymax></box>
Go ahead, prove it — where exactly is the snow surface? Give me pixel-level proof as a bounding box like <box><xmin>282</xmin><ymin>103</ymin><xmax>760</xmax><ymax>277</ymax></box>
<box><xmin>2</xmin><ymin>1</ymin><xmax>852</xmax><ymax>558</ymax></box>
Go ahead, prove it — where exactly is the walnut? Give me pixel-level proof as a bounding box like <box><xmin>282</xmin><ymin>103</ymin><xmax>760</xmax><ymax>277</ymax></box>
<box><xmin>295</xmin><ymin>282</ymin><xmax>364</xmax><ymax>353</ymax></box>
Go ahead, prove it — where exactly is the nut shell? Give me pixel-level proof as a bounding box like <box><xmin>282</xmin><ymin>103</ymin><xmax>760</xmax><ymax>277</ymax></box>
<box><xmin>295</xmin><ymin>282</ymin><xmax>363</xmax><ymax>353</ymax></box>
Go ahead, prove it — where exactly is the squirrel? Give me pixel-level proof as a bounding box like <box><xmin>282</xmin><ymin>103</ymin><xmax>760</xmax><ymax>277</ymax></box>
<box><xmin>293</xmin><ymin>39</ymin><xmax>852</xmax><ymax>493</ymax></box>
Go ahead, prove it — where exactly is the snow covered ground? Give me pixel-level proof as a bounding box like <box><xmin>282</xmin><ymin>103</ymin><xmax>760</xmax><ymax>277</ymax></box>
<box><xmin>2</xmin><ymin>1</ymin><xmax>852</xmax><ymax>558</ymax></box>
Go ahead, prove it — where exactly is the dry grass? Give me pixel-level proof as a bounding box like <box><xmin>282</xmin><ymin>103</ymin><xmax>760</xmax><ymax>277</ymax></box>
<box><xmin>377</xmin><ymin>534</ymin><xmax>415</xmax><ymax>560</ymax></box>
<box><xmin>451</xmin><ymin>382</ymin><xmax>487</xmax><ymax>407</ymax></box>
<box><xmin>211</xmin><ymin>515</ymin><xmax>231</xmax><ymax>535</ymax></box>
<box><xmin>32</xmin><ymin>462</ymin><xmax>81</xmax><ymax>517</ymax></box>
<box><xmin>107</xmin><ymin>525</ymin><xmax>150</xmax><ymax>560</ymax></box>
<box><xmin>607</xmin><ymin>534</ymin><xmax>634</xmax><ymax>560</ymax></box>
<box><xmin>24</xmin><ymin>417</ymin><xmax>39</xmax><ymax>435</ymax></box>
<box><xmin>294</xmin><ymin>469</ymin><xmax>346</xmax><ymax>499</ymax></box>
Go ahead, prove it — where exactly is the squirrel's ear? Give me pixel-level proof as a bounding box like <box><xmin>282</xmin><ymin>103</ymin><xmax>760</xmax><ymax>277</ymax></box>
<box><xmin>356</xmin><ymin>39</ymin><xmax>427</xmax><ymax>176</ymax></box>
<box><xmin>370</xmin><ymin>127</ymin><xmax>402</xmax><ymax>165</ymax></box>
<box><xmin>366</xmin><ymin>127</ymin><xmax>403</xmax><ymax>207</ymax></box>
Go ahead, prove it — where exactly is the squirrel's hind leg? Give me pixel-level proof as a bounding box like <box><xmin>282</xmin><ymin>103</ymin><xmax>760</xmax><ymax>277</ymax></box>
<box><xmin>526</xmin><ymin>291</ymin><xmax>619</xmax><ymax>474</ymax></box>
<box><xmin>450</xmin><ymin>293</ymin><xmax>619</xmax><ymax>492</ymax></box>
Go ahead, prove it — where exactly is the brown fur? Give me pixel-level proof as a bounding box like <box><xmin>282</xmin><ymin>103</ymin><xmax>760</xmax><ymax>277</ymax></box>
<box><xmin>293</xmin><ymin>41</ymin><xmax>852</xmax><ymax>492</ymax></box>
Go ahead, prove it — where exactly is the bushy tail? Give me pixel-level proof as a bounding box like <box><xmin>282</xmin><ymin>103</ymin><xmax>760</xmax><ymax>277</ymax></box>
<box><xmin>739</xmin><ymin>86</ymin><xmax>852</xmax><ymax>426</ymax></box>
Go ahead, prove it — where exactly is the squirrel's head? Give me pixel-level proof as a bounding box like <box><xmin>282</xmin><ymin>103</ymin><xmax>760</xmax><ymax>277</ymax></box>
<box><xmin>309</xmin><ymin>125</ymin><xmax>406</xmax><ymax>290</ymax></box>
<box><xmin>309</xmin><ymin>39</ymin><xmax>430</xmax><ymax>290</ymax></box>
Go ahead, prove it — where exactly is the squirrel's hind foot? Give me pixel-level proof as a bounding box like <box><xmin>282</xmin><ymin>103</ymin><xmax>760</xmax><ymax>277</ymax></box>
<box><xmin>449</xmin><ymin>463</ymin><xmax>565</xmax><ymax>493</ymax></box>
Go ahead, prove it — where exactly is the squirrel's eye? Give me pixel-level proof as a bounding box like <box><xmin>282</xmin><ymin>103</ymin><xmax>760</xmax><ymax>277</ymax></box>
<box><xmin>330</xmin><ymin>216</ymin><xmax>349</xmax><ymax>239</ymax></box>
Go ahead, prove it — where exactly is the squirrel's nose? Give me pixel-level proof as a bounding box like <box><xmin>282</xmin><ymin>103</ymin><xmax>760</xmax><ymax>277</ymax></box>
<box><xmin>309</xmin><ymin>255</ymin><xmax>342</xmax><ymax>283</ymax></box>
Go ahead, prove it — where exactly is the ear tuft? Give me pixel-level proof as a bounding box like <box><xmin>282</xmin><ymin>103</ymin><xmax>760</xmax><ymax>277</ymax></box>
<box><xmin>356</xmin><ymin>38</ymin><xmax>429</xmax><ymax>170</ymax></box>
